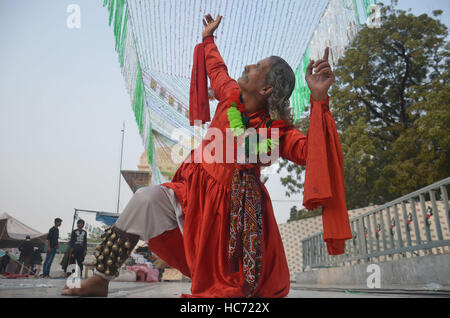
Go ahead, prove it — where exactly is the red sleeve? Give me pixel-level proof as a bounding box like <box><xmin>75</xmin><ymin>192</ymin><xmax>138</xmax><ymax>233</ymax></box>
<box><xmin>189</xmin><ymin>41</ymin><xmax>210</xmax><ymax>125</ymax></box>
<box><xmin>278</xmin><ymin>96</ymin><xmax>330</xmax><ymax>165</ymax></box>
<box><xmin>203</xmin><ymin>36</ymin><xmax>239</xmax><ymax>102</ymax></box>
<box><xmin>279</xmin><ymin>127</ymin><xmax>307</xmax><ymax>165</ymax></box>
<box><xmin>302</xmin><ymin>96</ymin><xmax>334</xmax><ymax>210</ymax></box>
<box><xmin>302</xmin><ymin>95</ymin><xmax>352</xmax><ymax>255</ymax></box>
<box><xmin>280</xmin><ymin>96</ymin><xmax>352</xmax><ymax>255</ymax></box>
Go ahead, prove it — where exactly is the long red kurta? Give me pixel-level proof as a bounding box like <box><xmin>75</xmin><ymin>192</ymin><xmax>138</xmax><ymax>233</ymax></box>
<box><xmin>148</xmin><ymin>36</ymin><xmax>351</xmax><ymax>298</ymax></box>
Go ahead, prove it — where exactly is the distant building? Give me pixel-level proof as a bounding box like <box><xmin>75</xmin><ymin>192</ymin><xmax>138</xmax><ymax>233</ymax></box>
<box><xmin>121</xmin><ymin>151</ymin><xmax>152</xmax><ymax>193</ymax></box>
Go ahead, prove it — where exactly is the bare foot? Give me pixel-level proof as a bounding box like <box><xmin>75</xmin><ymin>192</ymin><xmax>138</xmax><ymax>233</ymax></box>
<box><xmin>61</xmin><ymin>275</ymin><xmax>109</xmax><ymax>297</ymax></box>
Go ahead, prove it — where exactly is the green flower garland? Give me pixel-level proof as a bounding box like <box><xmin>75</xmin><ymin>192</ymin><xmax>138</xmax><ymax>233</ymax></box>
<box><xmin>227</xmin><ymin>102</ymin><xmax>245</xmax><ymax>137</ymax></box>
<box><xmin>226</xmin><ymin>101</ymin><xmax>280</xmax><ymax>156</ymax></box>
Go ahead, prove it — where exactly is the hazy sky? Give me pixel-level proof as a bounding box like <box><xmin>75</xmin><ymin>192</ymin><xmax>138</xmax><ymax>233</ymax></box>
<box><xmin>0</xmin><ymin>0</ymin><xmax>449</xmax><ymax>239</ymax></box>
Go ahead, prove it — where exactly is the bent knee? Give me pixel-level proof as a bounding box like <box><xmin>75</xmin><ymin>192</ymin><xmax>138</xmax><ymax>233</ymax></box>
<box><xmin>132</xmin><ymin>185</ymin><xmax>165</xmax><ymax>205</ymax></box>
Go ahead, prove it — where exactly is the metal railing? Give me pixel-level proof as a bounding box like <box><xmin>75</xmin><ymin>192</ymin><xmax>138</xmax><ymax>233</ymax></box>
<box><xmin>301</xmin><ymin>177</ymin><xmax>450</xmax><ymax>271</ymax></box>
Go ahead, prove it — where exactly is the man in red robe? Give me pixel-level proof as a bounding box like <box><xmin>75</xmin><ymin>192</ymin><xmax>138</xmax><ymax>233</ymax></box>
<box><xmin>62</xmin><ymin>14</ymin><xmax>351</xmax><ymax>297</ymax></box>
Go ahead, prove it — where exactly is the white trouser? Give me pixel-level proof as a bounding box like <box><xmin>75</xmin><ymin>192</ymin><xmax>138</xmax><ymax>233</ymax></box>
<box><xmin>115</xmin><ymin>185</ymin><xmax>184</xmax><ymax>238</ymax></box>
<box><xmin>95</xmin><ymin>185</ymin><xmax>184</xmax><ymax>280</ymax></box>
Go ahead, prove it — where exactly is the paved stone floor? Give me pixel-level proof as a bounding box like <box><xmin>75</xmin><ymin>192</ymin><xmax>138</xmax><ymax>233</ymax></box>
<box><xmin>0</xmin><ymin>278</ymin><xmax>449</xmax><ymax>298</ymax></box>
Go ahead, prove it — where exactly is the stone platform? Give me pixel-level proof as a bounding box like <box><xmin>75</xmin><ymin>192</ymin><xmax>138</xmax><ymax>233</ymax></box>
<box><xmin>0</xmin><ymin>278</ymin><xmax>449</xmax><ymax>298</ymax></box>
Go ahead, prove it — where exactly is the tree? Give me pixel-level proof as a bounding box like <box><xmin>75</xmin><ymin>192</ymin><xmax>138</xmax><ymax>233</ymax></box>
<box><xmin>287</xmin><ymin>206</ymin><xmax>322</xmax><ymax>222</ymax></box>
<box><xmin>377</xmin><ymin>66</ymin><xmax>450</xmax><ymax>196</ymax></box>
<box><xmin>280</xmin><ymin>1</ymin><xmax>449</xmax><ymax>210</ymax></box>
<box><xmin>87</xmin><ymin>225</ymin><xmax>108</xmax><ymax>244</ymax></box>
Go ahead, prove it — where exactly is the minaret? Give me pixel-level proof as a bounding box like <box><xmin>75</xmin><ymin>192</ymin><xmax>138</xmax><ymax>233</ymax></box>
<box><xmin>120</xmin><ymin>151</ymin><xmax>152</xmax><ymax>193</ymax></box>
<box><xmin>137</xmin><ymin>151</ymin><xmax>151</xmax><ymax>172</ymax></box>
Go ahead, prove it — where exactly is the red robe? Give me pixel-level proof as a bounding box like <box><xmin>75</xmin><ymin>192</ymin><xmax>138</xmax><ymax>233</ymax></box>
<box><xmin>148</xmin><ymin>36</ymin><xmax>351</xmax><ymax>298</ymax></box>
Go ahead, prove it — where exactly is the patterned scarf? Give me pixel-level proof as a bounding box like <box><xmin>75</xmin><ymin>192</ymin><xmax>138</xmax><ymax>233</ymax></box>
<box><xmin>226</xmin><ymin>89</ymin><xmax>288</xmax><ymax>297</ymax></box>
<box><xmin>229</xmin><ymin>168</ymin><xmax>263</xmax><ymax>297</ymax></box>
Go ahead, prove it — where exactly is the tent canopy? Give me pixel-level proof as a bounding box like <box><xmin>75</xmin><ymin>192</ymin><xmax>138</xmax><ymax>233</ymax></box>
<box><xmin>0</xmin><ymin>212</ymin><xmax>47</xmax><ymax>248</ymax></box>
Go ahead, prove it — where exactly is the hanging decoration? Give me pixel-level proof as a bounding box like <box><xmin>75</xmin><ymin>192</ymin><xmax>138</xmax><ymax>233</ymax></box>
<box><xmin>133</xmin><ymin>63</ymin><xmax>144</xmax><ymax>134</ymax></box>
<box><xmin>104</xmin><ymin>0</ymin><xmax>128</xmax><ymax>67</ymax></box>
<box><xmin>375</xmin><ymin>223</ymin><xmax>381</xmax><ymax>240</ymax></box>
<box><xmin>291</xmin><ymin>0</ymin><xmax>368</xmax><ymax>122</ymax></box>
<box><xmin>147</xmin><ymin>122</ymin><xmax>154</xmax><ymax>165</ymax></box>
<box><xmin>362</xmin><ymin>0</ymin><xmax>378</xmax><ymax>19</ymax></box>
<box><xmin>291</xmin><ymin>0</ymin><xmax>380</xmax><ymax>123</ymax></box>
<box><xmin>406</xmin><ymin>213</ymin><xmax>413</xmax><ymax>232</ymax></box>
<box><xmin>292</xmin><ymin>49</ymin><xmax>311</xmax><ymax>122</ymax></box>
<box><xmin>351</xmin><ymin>0</ymin><xmax>361</xmax><ymax>25</ymax></box>
<box><xmin>362</xmin><ymin>0</ymin><xmax>372</xmax><ymax>18</ymax></box>
<box><xmin>426</xmin><ymin>207</ymin><xmax>433</xmax><ymax>226</ymax></box>
<box><xmin>102</xmin><ymin>0</ymin><xmax>375</xmax><ymax>182</ymax></box>
<box><xmin>390</xmin><ymin>218</ymin><xmax>395</xmax><ymax>236</ymax></box>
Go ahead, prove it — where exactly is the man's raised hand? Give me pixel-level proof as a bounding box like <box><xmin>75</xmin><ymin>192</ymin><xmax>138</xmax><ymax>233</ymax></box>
<box><xmin>305</xmin><ymin>47</ymin><xmax>335</xmax><ymax>101</ymax></box>
<box><xmin>202</xmin><ymin>14</ymin><xmax>222</xmax><ymax>39</ymax></box>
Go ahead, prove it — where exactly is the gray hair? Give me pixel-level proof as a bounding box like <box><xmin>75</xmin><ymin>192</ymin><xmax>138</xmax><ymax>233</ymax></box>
<box><xmin>264</xmin><ymin>56</ymin><xmax>296</xmax><ymax>127</ymax></box>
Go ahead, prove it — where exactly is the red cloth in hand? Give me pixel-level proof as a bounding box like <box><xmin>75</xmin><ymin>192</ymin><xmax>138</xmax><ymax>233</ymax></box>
<box><xmin>303</xmin><ymin>96</ymin><xmax>352</xmax><ymax>255</ymax></box>
<box><xmin>189</xmin><ymin>41</ymin><xmax>210</xmax><ymax>126</ymax></box>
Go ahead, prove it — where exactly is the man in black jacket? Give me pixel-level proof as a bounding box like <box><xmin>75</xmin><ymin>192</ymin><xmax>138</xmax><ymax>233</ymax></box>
<box><xmin>69</xmin><ymin>219</ymin><xmax>88</xmax><ymax>275</ymax></box>
<box><xmin>0</xmin><ymin>251</ymin><xmax>10</xmax><ymax>273</ymax></box>
<box><xmin>17</xmin><ymin>235</ymin><xmax>34</xmax><ymax>274</ymax></box>
<box><xmin>42</xmin><ymin>218</ymin><xmax>62</xmax><ymax>278</ymax></box>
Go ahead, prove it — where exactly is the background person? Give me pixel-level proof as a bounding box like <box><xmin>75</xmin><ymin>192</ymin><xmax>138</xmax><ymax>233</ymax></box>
<box><xmin>16</xmin><ymin>235</ymin><xmax>33</xmax><ymax>274</ymax></box>
<box><xmin>0</xmin><ymin>251</ymin><xmax>10</xmax><ymax>273</ymax></box>
<box><xmin>42</xmin><ymin>218</ymin><xmax>62</xmax><ymax>278</ymax></box>
<box><xmin>69</xmin><ymin>219</ymin><xmax>88</xmax><ymax>276</ymax></box>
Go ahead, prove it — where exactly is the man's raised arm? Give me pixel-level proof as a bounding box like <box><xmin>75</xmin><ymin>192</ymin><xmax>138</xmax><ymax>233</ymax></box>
<box><xmin>201</xmin><ymin>14</ymin><xmax>238</xmax><ymax>101</ymax></box>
